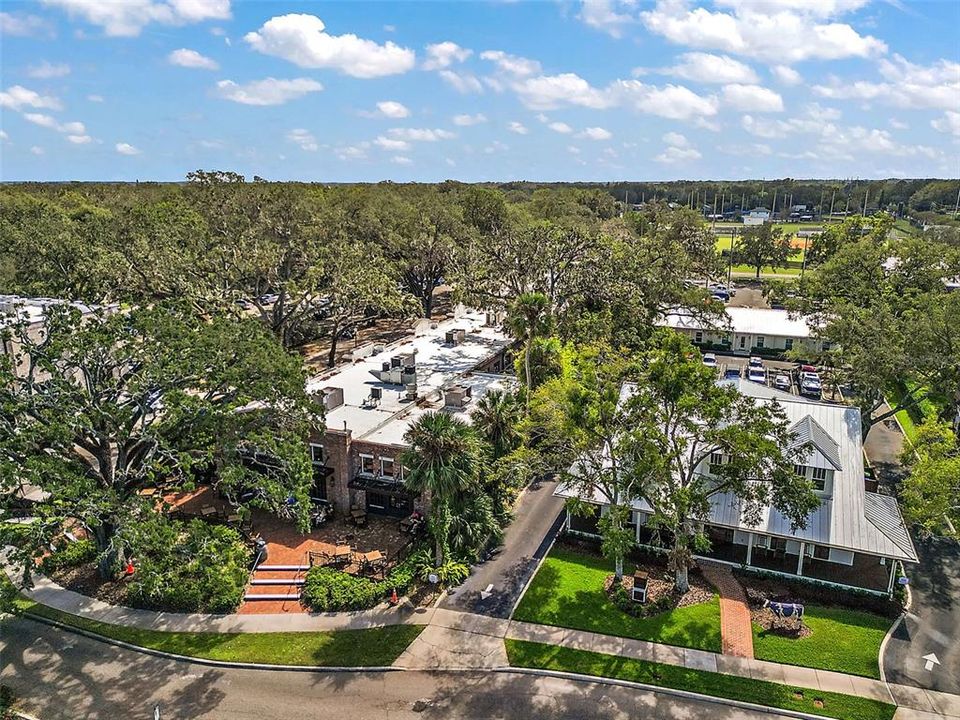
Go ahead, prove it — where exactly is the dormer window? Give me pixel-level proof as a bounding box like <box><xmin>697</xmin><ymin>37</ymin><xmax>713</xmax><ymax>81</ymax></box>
<box><xmin>709</xmin><ymin>452</ymin><xmax>726</xmax><ymax>474</ymax></box>
<box><xmin>811</xmin><ymin>467</ymin><xmax>827</xmax><ymax>492</ymax></box>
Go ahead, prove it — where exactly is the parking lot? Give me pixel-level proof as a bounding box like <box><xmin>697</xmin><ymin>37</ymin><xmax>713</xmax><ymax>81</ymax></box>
<box><xmin>705</xmin><ymin>352</ymin><xmax>836</xmax><ymax>402</ymax></box>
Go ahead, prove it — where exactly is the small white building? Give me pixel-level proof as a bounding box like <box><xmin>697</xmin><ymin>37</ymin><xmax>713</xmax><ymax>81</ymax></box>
<box><xmin>662</xmin><ymin>307</ymin><xmax>824</xmax><ymax>356</ymax></box>
<box><xmin>743</xmin><ymin>207</ymin><xmax>771</xmax><ymax>226</ymax></box>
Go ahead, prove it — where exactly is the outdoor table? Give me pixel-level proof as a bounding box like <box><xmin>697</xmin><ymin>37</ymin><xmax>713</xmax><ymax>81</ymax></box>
<box><xmin>226</xmin><ymin>513</ymin><xmax>241</xmax><ymax>524</ymax></box>
<box><xmin>333</xmin><ymin>545</ymin><xmax>352</xmax><ymax>562</ymax></box>
<box><xmin>138</xmin><ymin>488</ymin><xmax>158</xmax><ymax>497</ymax></box>
<box><xmin>351</xmin><ymin>509</ymin><xmax>367</xmax><ymax>527</ymax></box>
<box><xmin>200</xmin><ymin>505</ymin><xmax>218</xmax><ymax>518</ymax></box>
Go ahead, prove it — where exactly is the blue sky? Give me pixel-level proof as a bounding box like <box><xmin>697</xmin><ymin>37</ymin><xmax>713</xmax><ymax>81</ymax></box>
<box><xmin>1</xmin><ymin>0</ymin><xmax>958</xmax><ymax>182</ymax></box>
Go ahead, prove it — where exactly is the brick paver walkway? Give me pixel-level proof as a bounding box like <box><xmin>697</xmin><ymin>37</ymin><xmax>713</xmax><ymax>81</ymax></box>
<box><xmin>699</xmin><ymin>561</ymin><xmax>755</xmax><ymax>659</ymax></box>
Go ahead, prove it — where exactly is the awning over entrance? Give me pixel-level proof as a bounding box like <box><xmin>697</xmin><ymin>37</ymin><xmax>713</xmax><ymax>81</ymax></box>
<box><xmin>348</xmin><ymin>474</ymin><xmax>417</xmax><ymax>498</ymax></box>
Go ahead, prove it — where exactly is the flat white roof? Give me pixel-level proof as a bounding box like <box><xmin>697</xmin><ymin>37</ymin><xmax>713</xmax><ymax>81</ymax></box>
<box><xmin>309</xmin><ymin>308</ymin><xmax>513</xmax><ymax>446</ymax></box>
<box><xmin>664</xmin><ymin>307</ymin><xmax>815</xmax><ymax>340</ymax></box>
<box><xmin>0</xmin><ymin>295</ymin><xmax>107</xmax><ymax>327</ymax></box>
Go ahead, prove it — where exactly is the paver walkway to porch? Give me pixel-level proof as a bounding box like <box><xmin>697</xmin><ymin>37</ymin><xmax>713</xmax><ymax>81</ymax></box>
<box><xmin>699</xmin><ymin>561</ymin><xmax>755</xmax><ymax>659</ymax></box>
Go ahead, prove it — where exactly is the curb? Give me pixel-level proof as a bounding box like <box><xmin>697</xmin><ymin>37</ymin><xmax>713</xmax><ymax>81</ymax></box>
<box><xmin>877</xmin><ymin>612</ymin><xmax>903</xmax><ymax>697</ymax></box>
<box><xmin>496</xmin><ymin>667</ymin><xmax>842</xmax><ymax>720</ymax></box>
<box><xmin>20</xmin><ymin>610</ymin><xmax>404</xmax><ymax>674</ymax></box>
<box><xmin>507</xmin><ymin>508</ymin><xmax>564</xmax><ymax>619</ymax></box>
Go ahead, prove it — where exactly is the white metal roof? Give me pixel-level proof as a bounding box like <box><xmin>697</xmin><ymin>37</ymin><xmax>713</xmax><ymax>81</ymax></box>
<box><xmin>557</xmin><ymin>378</ymin><xmax>918</xmax><ymax>562</ymax></box>
<box><xmin>663</xmin><ymin>307</ymin><xmax>815</xmax><ymax>340</ymax></box>
<box><xmin>310</xmin><ymin>308</ymin><xmax>513</xmax><ymax>446</ymax></box>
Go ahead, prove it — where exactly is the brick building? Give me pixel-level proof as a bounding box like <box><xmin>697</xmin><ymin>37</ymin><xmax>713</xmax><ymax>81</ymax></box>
<box><xmin>305</xmin><ymin>307</ymin><xmax>514</xmax><ymax>517</ymax></box>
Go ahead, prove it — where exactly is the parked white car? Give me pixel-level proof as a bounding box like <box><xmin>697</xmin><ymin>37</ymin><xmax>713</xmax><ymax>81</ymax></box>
<box><xmin>702</xmin><ymin>353</ymin><xmax>718</xmax><ymax>368</ymax></box>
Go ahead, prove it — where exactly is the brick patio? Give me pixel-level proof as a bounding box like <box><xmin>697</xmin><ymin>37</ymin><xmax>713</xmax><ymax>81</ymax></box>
<box><xmin>163</xmin><ymin>486</ymin><xmax>417</xmax><ymax>615</ymax></box>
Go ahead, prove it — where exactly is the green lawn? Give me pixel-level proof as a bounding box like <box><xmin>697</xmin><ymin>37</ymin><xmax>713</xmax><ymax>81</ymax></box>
<box><xmin>506</xmin><ymin>640</ymin><xmax>895</xmax><ymax>720</ymax></box>
<box><xmin>752</xmin><ymin>606</ymin><xmax>891</xmax><ymax>679</ymax></box>
<box><xmin>512</xmin><ymin>547</ymin><xmax>722</xmax><ymax>652</ymax></box>
<box><xmin>10</xmin><ymin>586</ymin><xmax>422</xmax><ymax>667</ymax></box>
<box><xmin>886</xmin><ymin>379</ymin><xmax>945</xmax><ymax>445</ymax></box>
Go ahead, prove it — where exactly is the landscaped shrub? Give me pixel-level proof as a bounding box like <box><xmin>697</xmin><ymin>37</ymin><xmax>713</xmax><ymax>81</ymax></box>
<box><xmin>123</xmin><ymin>518</ymin><xmax>251</xmax><ymax>614</ymax></box>
<box><xmin>734</xmin><ymin>567</ymin><xmax>902</xmax><ymax>617</ymax></box>
<box><xmin>40</xmin><ymin>539</ymin><xmax>96</xmax><ymax>574</ymax></box>
<box><xmin>300</xmin><ymin>547</ymin><xmax>427</xmax><ymax>612</ymax></box>
<box><xmin>301</xmin><ymin>567</ymin><xmax>385</xmax><ymax>611</ymax></box>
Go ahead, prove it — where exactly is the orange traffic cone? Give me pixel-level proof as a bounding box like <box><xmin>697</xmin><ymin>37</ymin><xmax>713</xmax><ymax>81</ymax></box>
<box><xmin>389</xmin><ymin>588</ymin><xmax>399</xmax><ymax>606</ymax></box>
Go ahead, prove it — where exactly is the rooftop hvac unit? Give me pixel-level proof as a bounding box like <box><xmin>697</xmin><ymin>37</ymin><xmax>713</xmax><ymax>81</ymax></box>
<box><xmin>382</xmin><ymin>361</ymin><xmax>391</xmax><ymax>372</ymax></box>
<box><xmin>405</xmin><ymin>382</ymin><xmax>419</xmax><ymax>401</ymax></box>
<box><xmin>444</xmin><ymin>384</ymin><xmax>473</xmax><ymax>409</ymax></box>
<box><xmin>391</xmin><ymin>356</ymin><xmax>402</xmax><ymax>368</ymax></box>
<box><xmin>446</xmin><ymin>328</ymin><xmax>467</xmax><ymax>346</ymax></box>
<box><xmin>370</xmin><ymin>387</ymin><xmax>382</xmax><ymax>400</ymax></box>
<box><xmin>318</xmin><ymin>386</ymin><xmax>344</xmax><ymax>411</ymax></box>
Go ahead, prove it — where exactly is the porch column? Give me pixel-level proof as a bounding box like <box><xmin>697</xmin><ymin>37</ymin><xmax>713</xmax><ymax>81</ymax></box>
<box><xmin>886</xmin><ymin>558</ymin><xmax>898</xmax><ymax>594</ymax></box>
<box><xmin>746</xmin><ymin>533</ymin><xmax>754</xmax><ymax>566</ymax></box>
<box><xmin>564</xmin><ymin>511</ymin><xmax>571</xmax><ymax>531</ymax></box>
<box><xmin>635</xmin><ymin>513</ymin><xmax>641</xmax><ymax>544</ymax></box>
<box><xmin>797</xmin><ymin>543</ymin><xmax>805</xmax><ymax>576</ymax></box>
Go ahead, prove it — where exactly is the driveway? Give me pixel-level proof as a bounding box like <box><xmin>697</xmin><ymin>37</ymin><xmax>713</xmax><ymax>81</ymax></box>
<box><xmin>883</xmin><ymin>535</ymin><xmax>960</xmax><ymax>696</ymax></box>
<box><xmin>1</xmin><ymin>615</ymin><xmax>800</xmax><ymax>720</ymax></box>
<box><xmin>440</xmin><ymin>479</ymin><xmax>565</xmax><ymax>618</ymax></box>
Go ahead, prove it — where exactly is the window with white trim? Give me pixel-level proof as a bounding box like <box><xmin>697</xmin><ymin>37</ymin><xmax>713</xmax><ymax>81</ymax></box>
<box><xmin>756</xmin><ymin>336</ymin><xmax>765</xmax><ymax>348</ymax></box>
<box><xmin>695</xmin><ymin>331</ymin><xmax>703</xmax><ymax>344</ymax></box>
<box><xmin>380</xmin><ymin>457</ymin><xmax>395</xmax><ymax>479</ymax></box>
<box><xmin>811</xmin><ymin>466</ymin><xmax>827</xmax><ymax>492</ymax></box>
<box><xmin>358</xmin><ymin>454</ymin><xmax>375</xmax><ymax>475</ymax></box>
<box><xmin>310</xmin><ymin>444</ymin><xmax>325</xmax><ymax>465</ymax></box>
<box><xmin>794</xmin><ymin>464</ymin><xmax>807</xmax><ymax>478</ymax></box>
<box><xmin>785</xmin><ymin>338</ymin><xmax>794</xmax><ymax>351</ymax></box>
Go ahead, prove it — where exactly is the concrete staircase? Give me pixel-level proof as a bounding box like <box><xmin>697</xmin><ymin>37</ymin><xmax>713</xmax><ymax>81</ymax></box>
<box><xmin>243</xmin><ymin>564</ymin><xmax>310</xmax><ymax>603</ymax></box>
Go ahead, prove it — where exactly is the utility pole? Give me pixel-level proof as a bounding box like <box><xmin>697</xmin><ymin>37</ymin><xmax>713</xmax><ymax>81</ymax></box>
<box><xmin>829</xmin><ymin>189</ymin><xmax>836</xmax><ymax>218</ymax></box>
<box><xmin>863</xmin><ymin>188</ymin><xmax>869</xmax><ymax>217</ymax></box>
<box><xmin>954</xmin><ymin>184</ymin><xmax>960</xmax><ymax>217</ymax></box>
<box><xmin>801</xmin><ymin>232</ymin><xmax>810</xmax><ymax>279</ymax></box>
<box><xmin>771</xmin><ymin>188</ymin><xmax>778</xmax><ymax>220</ymax></box>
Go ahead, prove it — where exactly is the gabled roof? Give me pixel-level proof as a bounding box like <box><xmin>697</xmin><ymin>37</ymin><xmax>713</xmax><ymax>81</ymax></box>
<box><xmin>789</xmin><ymin>415</ymin><xmax>842</xmax><ymax>471</ymax></box>
<box><xmin>864</xmin><ymin>492</ymin><xmax>918</xmax><ymax>560</ymax></box>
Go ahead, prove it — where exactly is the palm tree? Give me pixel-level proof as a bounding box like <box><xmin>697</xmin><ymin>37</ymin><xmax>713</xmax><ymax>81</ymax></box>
<box><xmin>471</xmin><ymin>389</ymin><xmax>522</xmax><ymax>460</ymax></box>
<box><xmin>506</xmin><ymin>291</ymin><xmax>550</xmax><ymax>401</ymax></box>
<box><xmin>401</xmin><ymin>412</ymin><xmax>481</xmax><ymax>566</ymax></box>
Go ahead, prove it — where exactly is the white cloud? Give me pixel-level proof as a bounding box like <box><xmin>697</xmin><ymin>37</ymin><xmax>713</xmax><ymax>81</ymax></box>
<box><xmin>484</xmin><ymin>140</ymin><xmax>508</xmax><ymax>154</ymax></box>
<box><xmin>214</xmin><ymin>77</ymin><xmax>323</xmax><ymax>106</ymax></box>
<box><xmin>438</xmin><ymin>70</ymin><xmax>483</xmax><ymax>94</ymax></box>
<box><xmin>27</xmin><ymin>61</ymin><xmax>71</xmax><ymax>79</ymax></box>
<box><xmin>30</xmin><ymin>146</ymin><xmax>44</xmax><ymax>155</ymax></box>
<box><xmin>662</xmin><ymin>131</ymin><xmax>689</xmax><ymax>147</ymax></box>
<box><xmin>41</xmin><ymin>0</ymin><xmax>230</xmax><ymax>38</ymax></box>
<box><xmin>771</xmin><ymin>65</ymin><xmax>802</xmax><ymax>85</ymax></box>
<box><xmin>813</xmin><ymin>54</ymin><xmax>960</xmax><ymax>111</ymax></box>
<box><xmin>889</xmin><ymin>118</ymin><xmax>908</xmax><ymax>130</ymax></box>
<box><xmin>721</xmin><ymin>83</ymin><xmax>784</xmax><ymax>111</ymax></box>
<box><xmin>654</xmin><ymin>52</ymin><xmax>758</xmax><ymax>84</ymax></box>
<box><xmin>422</xmin><ymin>41</ymin><xmax>471</xmax><ymax>70</ymax></box>
<box><xmin>578</xmin><ymin>0</ymin><xmax>635</xmax><ymax>38</ymax></box>
<box><xmin>0</xmin><ymin>85</ymin><xmax>62</xmax><ymax>111</ymax></box>
<box><xmin>286</xmin><ymin>128</ymin><xmax>318</xmax><ymax>151</ymax></box>
<box><xmin>389</xmin><ymin>127</ymin><xmax>455</xmax><ymax>142</ymax></box>
<box><xmin>508</xmin><ymin>121</ymin><xmax>529</xmax><ymax>135</ymax></box>
<box><xmin>480</xmin><ymin>50</ymin><xmax>541</xmax><ymax>76</ymax></box>
<box><xmin>932</xmin><ymin>111</ymin><xmax>960</xmax><ymax>138</ymax></box>
<box><xmin>67</xmin><ymin>134</ymin><xmax>92</xmax><ymax>144</ymax></box>
<box><xmin>336</xmin><ymin>142</ymin><xmax>369</xmax><ymax>160</ymax></box>
<box><xmin>374</xmin><ymin>136</ymin><xmax>410</xmax><ymax>151</ymax></box>
<box><xmin>453</xmin><ymin>113</ymin><xmax>487</xmax><ymax>126</ymax></box>
<box><xmin>115</xmin><ymin>142</ymin><xmax>141</xmax><ymax>155</ymax></box>
<box><xmin>0</xmin><ymin>130</ymin><xmax>7</xmax><ymax>140</ymax></box>
<box><xmin>567</xmin><ymin>145</ymin><xmax>581</xmax><ymax>155</ymax></box>
<box><xmin>655</xmin><ymin>145</ymin><xmax>702</xmax><ymax>163</ymax></box>
<box><xmin>0</xmin><ymin>11</ymin><xmax>53</xmax><ymax>37</ymax></box>
<box><xmin>244</xmin><ymin>14</ymin><xmax>415</xmax><ymax>78</ymax></box>
<box><xmin>579</xmin><ymin>126</ymin><xmax>612</xmax><ymax>140</ymax></box>
<box><xmin>390</xmin><ymin>155</ymin><xmax>413</xmax><ymax>165</ymax></box>
<box><xmin>168</xmin><ymin>48</ymin><xmax>219</xmax><ymax>70</ymax></box>
<box><xmin>377</xmin><ymin>100</ymin><xmax>410</xmax><ymax>118</ymax></box>
<box><xmin>617</xmin><ymin>81</ymin><xmax>719</xmax><ymax>120</ymax></box>
<box><xmin>87</xmin><ymin>94</ymin><xmax>104</xmax><ymax>102</ymax></box>
<box><xmin>22</xmin><ymin>112</ymin><xmax>88</xmax><ymax>138</ymax></box>
<box><xmin>640</xmin><ymin>1</ymin><xmax>885</xmax><ymax>63</ymax></box>
<box><xmin>548</xmin><ymin>121</ymin><xmax>573</xmax><ymax>133</ymax></box>
<box><xmin>512</xmin><ymin>73</ymin><xmax>615</xmax><ymax>110</ymax></box>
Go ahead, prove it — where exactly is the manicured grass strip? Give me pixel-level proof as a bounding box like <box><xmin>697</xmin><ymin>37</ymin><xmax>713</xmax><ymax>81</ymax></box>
<box><xmin>506</xmin><ymin>640</ymin><xmax>895</xmax><ymax>720</ymax></box>
<box><xmin>12</xmin><ymin>591</ymin><xmax>422</xmax><ymax>667</ymax></box>
<box><xmin>752</xmin><ymin>606</ymin><xmax>889</xmax><ymax>679</ymax></box>
<box><xmin>513</xmin><ymin>547</ymin><xmax>722</xmax><ymax>652</ymax></box>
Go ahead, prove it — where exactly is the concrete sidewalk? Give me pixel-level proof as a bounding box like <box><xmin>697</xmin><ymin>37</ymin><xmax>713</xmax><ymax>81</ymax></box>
<box><xmin>16</xmin><ymin>574</ymin><xmax>436</xmax><ymax>633</ymax></box>
<box><xmin>14</xmin><ymin>573</ymin><xmax>960</xmax><ymax>718</ymax></box>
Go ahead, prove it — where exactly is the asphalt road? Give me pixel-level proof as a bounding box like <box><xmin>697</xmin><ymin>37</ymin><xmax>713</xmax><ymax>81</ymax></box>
<box><xmin>1</xmin><ymin>616</ymin><xmax>798</xmax><ymax>720</ymax></box>
<box><xmin>883</xmin><ymin>535</ymin><xmax>960</xmax><ymax>695</ymax></box>
<box><xmin>440</xmin><ymin>479</ymin><xmax>565</xmax><ymax>618</ymax></box>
